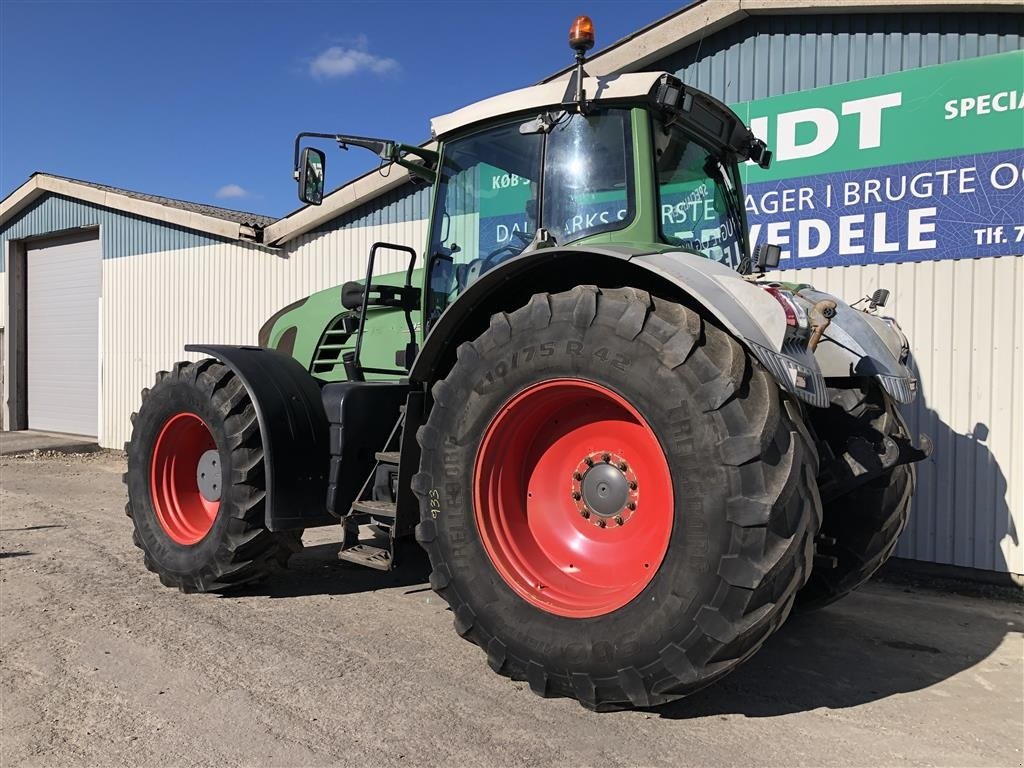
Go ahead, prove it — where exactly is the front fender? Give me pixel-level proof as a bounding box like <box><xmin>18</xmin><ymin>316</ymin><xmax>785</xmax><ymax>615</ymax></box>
<box><xmin>184</xmin><ymin>344</ymin><xmax>334</xmax><ymax>531</ymax></box>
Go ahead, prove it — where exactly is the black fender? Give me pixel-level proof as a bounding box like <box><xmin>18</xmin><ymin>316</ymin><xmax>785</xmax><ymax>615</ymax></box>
<box><xmin>185</xmin><ymin>344</ymin><xmax>334</xmax><ymax>531</ymax></box>
<box><xmin>410</xmin><ymin>246</ymin><xmax>829</xmax><ymax>407</ymax></box>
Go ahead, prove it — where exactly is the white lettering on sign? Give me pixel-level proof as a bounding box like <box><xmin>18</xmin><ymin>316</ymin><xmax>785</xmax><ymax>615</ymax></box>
<box><xmin>745</xmin><ymin>186</ymin><xmax>816</xmax><ymax>215</ymax></box>
<box><xmin>945</xmin><ymin>90</ymin><xmax>1024</xmax><ymax>119</ymax></box>
<box><xmin>748</xmin><ymin>208</ymin><xmax>938</xmax><ymax>260</ymax></box>
<box><xmin>841</xmin><ymin>167</ymin><xmax>977</xmax><ymax>205</ymax></box>
<box><xmin>490</xmin><ymin>174</ymin><xmax>531</xmax><ymax>191</ymax></box>
<box><xmin>495</xmin><ymin>220</ymin><xmax>530</xmax><ymax>243</ymax></box>
<box><xmin>841</xmin><ymin>93</ymin><xmax>903</xmax><ymax>149</ymax></box>
<box><xmin>751</xmin><ymin>91</ymin><xmax>902</xmax><ymax>162</ymax></box>
<box><xmin>796</xmin><ymin>219</ymin><xmax>831</xmax><ymax>259</ymax></box>
<box><xmin>776</xmin><ymin>107</ymin><xmax>839</xmax><ymax>161</ymax></box>
<box><xmin>991</xmin><ymin>161</ymin><xmax>1023</xmax><ymax>190</ymax></box>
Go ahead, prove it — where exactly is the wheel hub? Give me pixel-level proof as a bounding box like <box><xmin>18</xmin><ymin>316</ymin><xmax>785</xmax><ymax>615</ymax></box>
<box><xmin>572</xmin><ymin>451</ymin><xmax>639</xmax><ymax>526</ymax></box>
<box><xmin>196</xmin><ymin>449</ymin><xmax>222</xmax><ymax>502</ymax></box>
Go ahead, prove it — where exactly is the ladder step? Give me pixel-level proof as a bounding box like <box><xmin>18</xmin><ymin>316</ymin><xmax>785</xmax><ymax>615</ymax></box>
<box><xmin>351</xmin><ymin>499</ymin><xmax>397</xmax><ymax>518</ymax></box>
<box><xmin>375</xmin><ymin>451</ymin><xmax>401</xmax><ymax>465</ymax></box>
<box><xmin>338</xmin><ymin>544</ymin><xmax>392</xmax><ymax>571</ymax></box>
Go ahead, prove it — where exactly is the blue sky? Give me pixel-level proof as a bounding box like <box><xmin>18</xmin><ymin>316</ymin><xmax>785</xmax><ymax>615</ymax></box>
<box><xmin>1</xmin><ymin>1</ymin><xmax>684</xmax><ymax>218</ymax></box>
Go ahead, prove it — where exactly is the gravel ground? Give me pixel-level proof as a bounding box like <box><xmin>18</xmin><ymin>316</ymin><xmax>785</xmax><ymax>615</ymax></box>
<box><xmin>1</xmin><ymin>451</ymin><xmax>1021</xmax><ymax>768</ymax></box>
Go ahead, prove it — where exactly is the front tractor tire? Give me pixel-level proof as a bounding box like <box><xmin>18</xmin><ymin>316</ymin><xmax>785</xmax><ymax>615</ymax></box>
<box><xmin>414</xmin><ymin>286</ymin><xmax>822</xmax><ymax>710</ymax></box>
<box><xmin>799</xmin><ymin>384</ymin><xmax>916</xmax><ymax>608</ymax></box>
<box><xmin>124</xmin><ymin>359</ymin><xmax>301</xmax><ymax>593</ymax></box>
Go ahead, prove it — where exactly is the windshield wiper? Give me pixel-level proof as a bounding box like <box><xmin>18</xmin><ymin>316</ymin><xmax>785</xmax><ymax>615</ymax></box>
<box><xmin>708</xmin><ymin>158</ymin><xmax>748</xmax><ymax>272</ymax></box>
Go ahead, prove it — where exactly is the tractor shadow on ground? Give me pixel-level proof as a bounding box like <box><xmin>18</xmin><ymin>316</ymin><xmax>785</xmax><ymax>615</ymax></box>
<box><xmin>652</xmin><ymin>582</ymin><xmax>1021</xmax><ymax>719</ymax></box>
<box><xmin>233</xmin><ymin>538</ymin><xmax>432</xmax><ymax>599</ymax></box>
<box><xmin>235</xmin><ymin>535</ymin><xmax>1020</xmax><ymax>718</ymax></box>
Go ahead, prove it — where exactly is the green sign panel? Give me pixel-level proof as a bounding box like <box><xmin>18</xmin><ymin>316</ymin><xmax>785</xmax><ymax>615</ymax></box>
<box><xmin>736</xmin><ymin>50</ymin><xmax>1024</xmax><ymax>184</ymax></box>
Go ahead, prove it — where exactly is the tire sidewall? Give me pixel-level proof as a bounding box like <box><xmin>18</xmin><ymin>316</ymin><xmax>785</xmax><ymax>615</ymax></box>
<box><xmin>421</xmin><ymin>310</ymin><xmax>737</xmax><ymax>675</ymax></box>
<box><xmin>127</xmin><ymin>372</ymin><xmax>242</xmax><ymax>576</ymax></box>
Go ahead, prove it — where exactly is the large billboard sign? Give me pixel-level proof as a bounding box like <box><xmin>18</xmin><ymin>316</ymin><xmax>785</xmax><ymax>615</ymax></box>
<box><xmin>737</xmin><ymin>50</ymin><xmax>1024</xmax><ymax>268</ymax></box>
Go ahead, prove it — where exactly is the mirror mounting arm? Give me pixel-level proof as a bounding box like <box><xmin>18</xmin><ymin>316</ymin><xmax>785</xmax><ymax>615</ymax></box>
<box><xmin>292</xmin><ymin>131</ymin><xmax>394</xmax><ymax>176</ymax></box>
<box><xmin>293</xmin><ymin>133</ymin><xmax>438</xmax><ymax>182</ymax></box>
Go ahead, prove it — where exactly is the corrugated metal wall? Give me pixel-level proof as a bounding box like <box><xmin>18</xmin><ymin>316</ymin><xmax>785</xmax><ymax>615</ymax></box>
<box><xmin>100</xmin><ymin>218</ymin><xmax>427</xmax><ymax>449</ymax></box>
<box><xmin>2</xmin><ymin>188</ymin><xmax>428</xmax><ymax>450</ymax></box>
<box><xmin>654</xmin><ymin>12</ymin><xmax>1024</xmax><ymax>575</ymax></box>
<box><xmin>778</xmin><ymin>257</ymin><xmax>1024</xmax><ymax>575</ymax></box>
<box><xmin>659</xmin><ymin>12</ymin><xmax>1024</xmax><ymax>102</ymax></box>
<box><xmin>312</xmin><ymin>181</ymin><xmax>429</xmax><ymax>233</ymax></box>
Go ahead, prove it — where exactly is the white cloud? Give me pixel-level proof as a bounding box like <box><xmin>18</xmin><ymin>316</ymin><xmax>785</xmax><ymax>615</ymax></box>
<box><xmin>215</xmin><ymin>184</ymin><xmax>249</xmax><ymax>199</ymax></box>
<box><xmin>309</xmin><ymin>39</ymin><xmax>399</xmax><ymax>79</ymax></box>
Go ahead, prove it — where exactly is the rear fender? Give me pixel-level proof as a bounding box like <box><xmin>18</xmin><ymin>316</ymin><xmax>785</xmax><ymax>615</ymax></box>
<box><xmin>633</xmin><ymin>251</ymin><xmax>828</xmax><ymax>407</ymax></box>
<box><xmin>411</xmin><ymin>247</ymin><xmax>829</xmax><ymax>407</ymax></box>
<box><xmin>185</xmin><ymin>344</ymin><xmax>334</xmax><ymax>531</ymax></box>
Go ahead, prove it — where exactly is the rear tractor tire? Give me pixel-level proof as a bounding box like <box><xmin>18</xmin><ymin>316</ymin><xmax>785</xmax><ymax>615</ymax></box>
<box><xmin>414</xmin><ymin>286</ymin><xmax>822</xmax><ymax>710</ymax></box>
<box><xmin>124</xmin><ymin>359</ymin><xmax>301</xmax><ymax>593</ymax></box>
<box><xmin>798</xmin><ymin>383</ymin><xmax>915</xmax><ymax>609</ymax></box>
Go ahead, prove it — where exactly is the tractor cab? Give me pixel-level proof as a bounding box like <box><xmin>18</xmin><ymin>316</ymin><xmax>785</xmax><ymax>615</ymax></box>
<box><xmin>422</xmin><ymin>72</ymin><xmax>771</xmax><ymax>324</ymax></box>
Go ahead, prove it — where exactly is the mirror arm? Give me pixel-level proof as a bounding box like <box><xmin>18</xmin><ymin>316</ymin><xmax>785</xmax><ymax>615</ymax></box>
<box><xmin>390</xmin><ymin>143</ymin><xmax>438</xmax><ymax>183</ymax></box>
<box><xmin>392</xmin><ymin>143</ymin><xmax>439</xmax><ymax>164</ymax></box>
<box><xmin>394</xmin><ymin>157</ymin><xmax>437</xmax><ymax>184</ymax></box>
<box><xmin>293</xmin><ymin>132</ymin><xmax>398</xmax><ymax>174</ymax></box>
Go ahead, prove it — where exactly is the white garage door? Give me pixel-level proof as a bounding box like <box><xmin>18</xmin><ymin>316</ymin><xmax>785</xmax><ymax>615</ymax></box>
<box><xmin>27</xmin><ymin>234</ymin><xmax>101</xmax><ymax>436</ymax></box>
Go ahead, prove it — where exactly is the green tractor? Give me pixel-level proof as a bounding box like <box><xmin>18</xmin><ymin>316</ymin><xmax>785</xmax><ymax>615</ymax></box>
<box><xmin>124</xmin><ymin>18</ymin><xmax>930</xmax><ymax>710</ymax></box>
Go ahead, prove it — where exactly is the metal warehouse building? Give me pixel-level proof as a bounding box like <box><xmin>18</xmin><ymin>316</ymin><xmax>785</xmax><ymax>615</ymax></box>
<box><xmin>2</xmin><ymin>0</ymin><xmax>1022</xmax><ymax>580</ymax></box>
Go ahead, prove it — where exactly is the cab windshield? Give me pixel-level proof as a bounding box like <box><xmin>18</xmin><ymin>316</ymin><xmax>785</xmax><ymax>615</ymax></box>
<box><xmin>654</xmin><ymin>120</ymin><xmax>746</xmax><ymax>269</ymax></box>
<box><xmin>426</xmin><ymin>109</ymin><xmax>633</xmax><ymax>322</ymax></box>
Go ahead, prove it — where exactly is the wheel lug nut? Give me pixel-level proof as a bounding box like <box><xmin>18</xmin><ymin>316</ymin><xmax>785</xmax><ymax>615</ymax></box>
<box><xmin>596</xmin><ymin>519</ymin><xmax>606</xmax><ymax>528</ymax></box>
<box><xmin>580</xmin><ymin>509</ymin><xmax>590</xmax><ymax>519</ymax></box>
<box><xmin>618</xmin><ymin>462</ymin><xmax>628</xmax><ymax>471</ymax></box>
<box><xmin>601</xmin><ymin>453</ymin><xmax>611</xmax><ymax>463</ymax></box>
<box><xmin>628</xmin><ymin>481</ymin><xmax>638</xmax><ymax>490</ymax></box>
<box><xmin>614</xmin><ymin>515</ymin><xmax>624</xmax><ymax>526</ymax></box>
<box><xmin>584</xmin><ymin>457</ymin><xmax>594</xmax><ymax>467</ymax></box>
<box><xmin>627</xmin><ymin>502</ymin><xmax>637</xmax><ymax>511</ymax></box>
<box><xmin>572</xmin><ymin>491</ymin><xmax>581</xmax><ymax>501</ymax></box>
<box><xmin>573</xmin><ymin>472</ymin><xmax>582</xmax><ymax>481</ymax></box>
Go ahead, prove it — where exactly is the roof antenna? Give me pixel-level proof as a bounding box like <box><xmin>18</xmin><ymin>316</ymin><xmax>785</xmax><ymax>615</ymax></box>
<box><xmin>683</xmin><ymin>10</ymin><xmax>708</xmax><ymax>86</ymax></box>
<box><xmin>569</xmin><ymin>15</ymin><xmax>595</xmax><ymax>113</ymax></box>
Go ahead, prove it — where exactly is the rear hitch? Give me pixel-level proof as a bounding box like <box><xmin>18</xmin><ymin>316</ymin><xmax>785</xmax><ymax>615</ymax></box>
<box><xmin>819</xmin><ymin>431</ymin><xmax>932</xmax><ymax>503</ymax></box>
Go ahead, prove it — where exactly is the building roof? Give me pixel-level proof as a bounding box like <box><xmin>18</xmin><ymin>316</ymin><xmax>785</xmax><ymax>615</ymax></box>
<box><xmin>0</xmin><ymin>173</ymin><xmax>273</xmax><ymax>242</ymax></box>
<box><xmin>45</xmin><ymin>174</ymin><xmax>277</xmax><ymax>228</ymax></box>
<box><xmin>542</xmin><ymin>0</ymin><xmax>1023</xmax><ymax>81</ymax></box>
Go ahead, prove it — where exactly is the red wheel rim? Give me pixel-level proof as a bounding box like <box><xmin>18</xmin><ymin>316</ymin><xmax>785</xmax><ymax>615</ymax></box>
<box><xmin>474</xmin><ymin>379</ymin><xmax>673</xmax><ymax>618</ymax></box>
<box><xmin>150</xmin><ymin>412</ymin><xmax>220</xmax><ymax>545</ymax></box>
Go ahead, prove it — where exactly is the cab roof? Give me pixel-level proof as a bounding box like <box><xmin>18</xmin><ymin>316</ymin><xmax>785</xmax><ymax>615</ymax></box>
<box><xmin>430</xmin><ymin>71</ymin><xmax>667</xmax><ymax>140</ymax></box>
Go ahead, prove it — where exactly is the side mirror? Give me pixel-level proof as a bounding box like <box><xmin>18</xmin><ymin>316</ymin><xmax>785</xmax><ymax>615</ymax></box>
<box><xmin>297</xmin><ymin>147</ymin><xmax>326</xmax><ymax>205</ymax></box>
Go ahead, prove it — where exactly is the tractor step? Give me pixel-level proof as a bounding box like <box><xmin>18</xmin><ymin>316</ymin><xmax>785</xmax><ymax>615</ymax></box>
<box><xmin>338</xmin><ymin>543</ymin><xmax>392</xmax><ymax>571</ymax></box>
<box><xmin>351</xmin><ymin>499</ymin><xmax>397</xmax><ymax>518</ymax></box>
<box><xmin>375</xmin><ymin>451</ymin><xmax>400</xmax><ymax>465</ymax></box>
